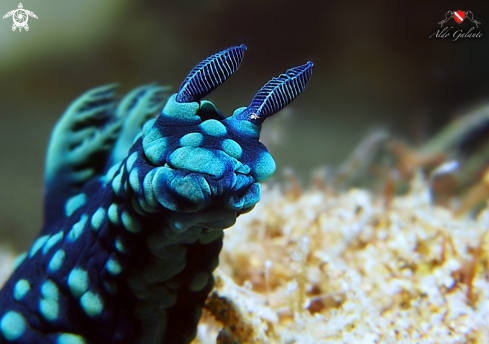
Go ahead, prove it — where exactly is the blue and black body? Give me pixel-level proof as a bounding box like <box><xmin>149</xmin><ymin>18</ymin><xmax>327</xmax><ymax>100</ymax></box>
<box><xmin>0</xmin><ymin>45</ymin><xmax>313</xmax><ymax>344</ymax></box>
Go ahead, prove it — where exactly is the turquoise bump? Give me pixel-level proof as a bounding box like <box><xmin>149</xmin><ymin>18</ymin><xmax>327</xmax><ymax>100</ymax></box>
<box><xmin>222</xmin><ymin>139</ymin><xmax>242</xmax><ymax>159</ymax></box>
<box><xmin>115</xmin><ymin>237</ymin><xmax>126</xmax><ymax>253</ymax></box>
<box><xmin>121</xmin><ymin>210</ymin><xmax>141</xmax><ymax>233</ymax></box>
<box><xmin>29</xmin><ymin>235</ymin><xmax>50</xmax><ymax>258</ymax></box>
<box><xmin>40</xmin><ymin>280</ymin><xmax>59</xmax><ymax>321</ymax></box>
<box><xmin>0</xmin><ymin>311</ymin><xmax>26</xmax><ymax>340</ymax></box>
<box><xmin>40</xmin><ymin>299</ymin><xmax>59</xmax><ymax>321</ymax></box>
<box><xmin>172</xmin><ymin>174</ymin><xmax>209</xmax><ymax>211</ymax></box>
<box><xmin>224</xmin><ymin>116</ymin><xmax>260</xmax><ymax>139</ymax></box>
<box><xmin>126</xmin><ymin>152</ymin><xmax>138</xmax><ymax>172</ymax></box>
<box><xmin>180</xmin><ymin>132</ymin><xmax>203</xmax><ymax>147</ymax></box>
<box><xmin>80</xmin><ymin>291</ymin><xmax>103</xmax><ymax>317</ymax></box>
<box><xmin>90</xmin><ymin>208</ymin><xmax>106</xmax><ymax>232</ymax></box>
<box><xmin>105</xmin><ymin>162</ymin><xmax>121</xmax><ymax>181</ymax></box>
<box><xmin>189</xmin><ymin>272</ymin><xmax>209</xmax><ymax>292</ymax></box>
<box><xmin>57</xmin><ymin>333</ymin><xmax>86</xmax><ymax>344</ymax></box>
<box><xmin>111</xmin><ymin>168</ymin><xmax>124</xmax><ymax>196</ymax></box>
<box><xmin>253</xmin><ymin>151</ymin><xmax>276</xmax><ymax>182</ymax></box>
<box><xmin>65</xmin><ymin>194</ymin><xmax>87</xmax><ymax>217</ymax></box>
<box><xmin>67</xmin><ymin>268</ymin><xmax>88</xmax><ymax>298</ymax></box>
<box><xmin>12</xmin><ymin>252</ymin><xmax>27</xmax><ymax>270</ymax></box>
<box><xmin>143</xmin><ymin>136</ymin><xmax>168</xmax><ymax>166</ymax></box>
<box><xmin>142</xmin><ymin>118</ymin><xmax>156</xmax><ymax>136</ymax></box>
<box><xmin>41</xmin><ymin>280</ymin><xmax>59</xmax><ymax>300</ymax></box>
<box><xmin>142</xmin><ymin>168</ymin><xmax>159</xmax><ymax>207</ymax></box>
<box><xmin>198</xmin><ymin>230</ymin><xmax>223</xmax><ymax>245</ymax></box>
<box><xmin>161</xmin><ymin>94</ymin><xmax>200</xmax><ymax>122</ymax></box>
<box><xmin>129</xmin><ymin>168</ymin><xmax>141</xmax><ymax>193</ymax></box>
<box><xmin>199</xmin><ymin>119</ymin><xmax>227</xmax><ymax>136</ymax></box>
<box><xmin>108</xmin><ymin>203</ymin><xmax>120</xmax><ymax>224</ymax></box>
<box><xmin>13</xmin><ymin>279</ymin><xmax>30</xmax><ymax>301</ymax></box>
<box><xmin>48</xmin><ymin>249</ymin><xmax>65</xmax><ymax>272</ymax></box>
<box><xmin>43</xmin><ymin>231</ymin><xmax>64</xmax><ymax>255</ymax></box>
<box><xmin>68</xmin><ymin>215</ymin><xmax>88</xmax><ymax>241</ymax></box>
<box><xmin>131</xmin><ymin>196</ymin><xmax>145</xmax><ymax>216</ymax></box>
<box><xmin>169</xmin><ymin>147</ymin><xmax>225</xmax><ymax>177</ymax></box>
<box><xmin>105</xmin><ymin>258</ymin><xmax>122</xmax><ymax>275</ymax></box>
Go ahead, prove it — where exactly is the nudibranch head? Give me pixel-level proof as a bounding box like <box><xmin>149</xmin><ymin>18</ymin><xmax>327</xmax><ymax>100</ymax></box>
<box><xmin>140</xmin><ymin>46</ymin><xmax>313</xmax><ymax>213</ymax></box>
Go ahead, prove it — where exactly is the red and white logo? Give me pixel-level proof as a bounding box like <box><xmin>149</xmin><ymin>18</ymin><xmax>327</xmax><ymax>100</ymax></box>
<box><xmin>438</xmin><ymin>10</ymin><xmax>480</xmax><ymax>28</ymax></box>
<box><xmin>453</xmin><ymin>11</ymin><xmax>465</xmax><ymax>24</ymax></box>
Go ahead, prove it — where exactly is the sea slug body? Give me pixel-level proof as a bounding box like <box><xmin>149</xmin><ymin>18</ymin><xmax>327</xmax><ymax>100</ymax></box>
<box><xmin>0</xmin><ymin>45</ymin><xmax>313</xmax><ymax>344</ymax></box>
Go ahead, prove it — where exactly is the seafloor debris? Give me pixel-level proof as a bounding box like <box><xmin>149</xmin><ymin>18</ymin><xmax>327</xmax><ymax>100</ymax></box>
<box><xmin>192</xmin><ymin>177</ymin><xmax>489</xmax><ymax>344</ymax></box>
<box><xmin>321</xmin><ymin>105</ymin><xmax>489</xmax><ymax>217</ymax></box>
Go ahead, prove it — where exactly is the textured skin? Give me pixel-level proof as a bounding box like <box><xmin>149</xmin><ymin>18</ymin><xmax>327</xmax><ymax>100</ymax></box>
<box><xmin>0</xmin><ymin>46</ymin><xmax>312</xmax><ymax>344</ymax></box>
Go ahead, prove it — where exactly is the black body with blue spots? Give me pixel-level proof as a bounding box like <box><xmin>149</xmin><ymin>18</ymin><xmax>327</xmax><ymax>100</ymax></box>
<box><xmin>0</xmin><ymin>45</ymin><xmax>313</xmax><ymax>344</ymax></box>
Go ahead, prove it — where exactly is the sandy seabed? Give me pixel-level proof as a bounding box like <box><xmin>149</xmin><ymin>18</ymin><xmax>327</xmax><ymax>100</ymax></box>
<box><xmin>194</xmin><ymin>178</ymin><xmax>489</xmax><ymax>344</ymax></box>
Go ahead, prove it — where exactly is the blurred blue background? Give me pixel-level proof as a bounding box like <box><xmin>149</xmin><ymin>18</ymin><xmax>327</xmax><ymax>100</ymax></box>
<box><xmin>1</xmin><ymin>0</ymin><xmax>489</xmax><ymax>250</ymax></box>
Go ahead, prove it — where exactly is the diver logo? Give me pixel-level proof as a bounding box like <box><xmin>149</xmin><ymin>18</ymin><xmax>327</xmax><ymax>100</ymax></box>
<box><xmin>3</xmin><ymin>3</ymin><xmax>38</xmax><ymax>32</ymax></box>
<box><xmin>438</xmin><ymin>10</ymin><xmax>481</xmax><ymax>28</ymax></box>
<box><xmin>430</xmin><ymin>10</ymin><xmax>482</xmax><ymax>41</ymax></box>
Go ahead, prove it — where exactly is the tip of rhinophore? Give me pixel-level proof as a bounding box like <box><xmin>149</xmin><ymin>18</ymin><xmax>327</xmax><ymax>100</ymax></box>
<box><xmin>239</xmin><ymin>44</ymin><xmax>247</xmax><ymax>51</ymax></box>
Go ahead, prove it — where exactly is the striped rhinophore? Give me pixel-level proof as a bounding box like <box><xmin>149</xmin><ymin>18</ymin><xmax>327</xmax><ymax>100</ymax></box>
<box><xmin>176</xmin><ymin>44</ymin><xmax>247</xmax><ymax>103</ymax></box>
<box><xmin>233</xmin><ymin>61</ymin><xmax>313</xmax><ymax>124</ymax></box>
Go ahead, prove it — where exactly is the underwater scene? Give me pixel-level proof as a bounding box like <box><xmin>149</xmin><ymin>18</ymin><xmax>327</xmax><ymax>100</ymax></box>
<box><xmin>0</xmin><ymin>1</ymin><xmax>489</xmax><ymax>343</ymax></box>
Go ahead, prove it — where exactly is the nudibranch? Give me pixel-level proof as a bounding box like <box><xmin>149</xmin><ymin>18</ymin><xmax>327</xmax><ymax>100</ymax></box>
<box><xmin>0</xmin><ymin>45</ymin><xmax>313</xmax><ymax>344</ymax></box>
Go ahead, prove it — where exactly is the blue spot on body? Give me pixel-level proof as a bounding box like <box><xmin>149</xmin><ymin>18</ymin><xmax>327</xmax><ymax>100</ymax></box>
<box><xmin>199</xmin><ymin>119</ymin><xmax>227</xmax><ymax>136</ymax></box>
<box><xmin>126</xmin><ymin>152</ymin><xmax>138</xmax><ymax>172</ymax></box>
<box><xmin>105</xmin><ymin>258</ymin><xmax>122</xmax><ymax>275</ymax></box>
<box><xmin>0</xmin><ymin>311</ymin><xmax>26</xmax><ymax>340</ymax></box>
<box><xmin>129</xmin><ymin>168</ymin><xmax>141</xmax><ymax>193</ymax></box>
<box><xmin>80</xmin><ymin>291</ymin><xmax>103</xmax><ymax>317</ymax></box>
<box><xmin>115</xmin><ymin>237</ymin><xmax>126</xmax><ymax>253</ymax></box>
<box><xmin>143</xmin><ymin>135</ymin><xmax>168</xmax><ymax>166</ymax></box>
<box><xmin>43</xmin><ymin>231</ymin><xmax>64</xmax><ymax>255</ymax></box>
<box><xmin>29</xmin><ymin>235</ymin><xmax>50</xmax><ymax>258</ymax></box>
<box><xmin>65</xmin><ymin>194</ymin><xmax>87</xmax><ymax>217</ymax></box>
<box><xmin>180</xmin><ymin>132</ymin><xmax>203</xmax><ymax>147</ymax></box>
<box><xmin>112</xmin><ymin>169</ymin><xmax>124</xmax><ymax>196</ymax></box>
<box><xmin>13</xmin><ymin>280</ymin><xmax>30</xmax><ymax>301</ymax></box>
<box><xmin>68</xmin><ymin>269</ymin><xmax>88</xmax><ymax>298</ymax></box>
<box><xmin>222</xmin><ymin>139</ymin><xmax>242</xmax><ymax>159</ymax></box>
<box><xmin>12</xmin><ymin>253</ymin><xmax>27</xmax><ymax>270</ymax></box>
<box><xmin>40</xmin><ymin>280</ymin><xmax>59</xmax><ymax>321</ymax></box>
<box><xmin>161</xmin><ymin>94</ymin><xmax>200</xmax><ymax>122</ymax></box>
<box><xmin>121</xmin><ymin>210</ymin><xmax>141</xmax><ymax>233</ymax></box>
<box><xmin>90</xmin><ymin>208</ymin><xmax>106</xmax><ymax>231</ymax></box>
<box><xmin>108</xmin><ymin>204</ymin><xmax>120</xmax><ymax>224</ymax></box>
<box><xmin>189</xmin><ymin>272</ymin><xmax>209</xmax><ymax>292</ymax></box>
<box><xmin>68</xmin><ymin>215</ymin><xmax>88</xmax><ymax>241</ymax></box>
<box><xmin>224</xmin><ymin>116</ymin><xmax>260</xmax><ymax>138</ymax></box>
<box><xmin>57</xmin><ymin>333</ymin><xmax>86</xmax><ymax>344</ymax></box>
<box><xmin>253</xmin><ymin>151</ymin><xmax>276</xmax><ymax>181</ymax></box>
<box><xmin>169</xmin><ymin>147</ymin><xmax>225</xmax><ymax>177</ymax></box>
<box><xmin>106</xmin><ymin>162</ymin><xmax>121</xmax><ymax>181</ymax></box>
<box><xmin>49</xmin><ymin>250</ymin><xmax>65</xmax><ymax>272</ymax></box>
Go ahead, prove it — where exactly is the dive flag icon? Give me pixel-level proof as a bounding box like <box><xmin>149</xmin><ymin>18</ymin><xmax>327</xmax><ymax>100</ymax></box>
<box><xmin>454</xmin><ymin>11</ymin><xmax>465</xmax><ymax>24</ymax></box>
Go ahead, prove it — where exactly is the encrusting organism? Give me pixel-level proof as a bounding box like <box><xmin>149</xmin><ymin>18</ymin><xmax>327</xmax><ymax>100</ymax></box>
<box><xmin>0</xmin><ymin>45</ymin><xmax>313</xmax><ymax>344</ymax></box>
